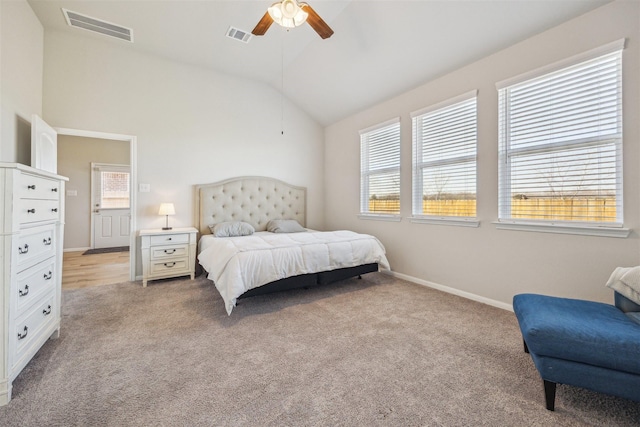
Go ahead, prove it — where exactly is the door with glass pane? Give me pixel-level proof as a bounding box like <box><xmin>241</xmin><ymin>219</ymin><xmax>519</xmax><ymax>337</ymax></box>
<box><xmin>91</xmin><ymin>163</ymin><xmax>131</xmax><ymax>249</ymax></box>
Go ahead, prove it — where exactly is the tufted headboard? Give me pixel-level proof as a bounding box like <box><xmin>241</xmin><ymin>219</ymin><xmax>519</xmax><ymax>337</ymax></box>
<box><xmin>194</xmin><ymin>176</ymin><xmax>307</xmax><ymax>235</ymax></box>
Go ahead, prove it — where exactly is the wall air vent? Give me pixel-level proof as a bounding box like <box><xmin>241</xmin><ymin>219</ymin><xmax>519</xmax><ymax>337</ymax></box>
<box><xmin>226</xmin><ymin>26</ymin><xmax>252</xmax><ymax>44</ymax></box>
<box><xmin>62</xmin><ymin>8</ymin><xmax>133</xmax><ymax>42</ymax></box>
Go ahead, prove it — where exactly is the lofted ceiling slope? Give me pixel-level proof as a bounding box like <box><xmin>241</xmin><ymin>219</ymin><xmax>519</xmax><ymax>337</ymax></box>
<box><xmin>28</xmin><ymin>0</ymin><xmax>611</xmax><ymax>126</ymax></box>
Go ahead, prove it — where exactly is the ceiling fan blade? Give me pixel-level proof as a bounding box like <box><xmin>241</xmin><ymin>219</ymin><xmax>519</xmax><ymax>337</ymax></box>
<box><xmin>252</xmin><ymin>11</ymin><xmax>274</xmax><ymax>36</ymax></box>
<box><xmin>303</xmin><ymin>4</ymin><xmax>334</xmax><ymax>39</ymax></box>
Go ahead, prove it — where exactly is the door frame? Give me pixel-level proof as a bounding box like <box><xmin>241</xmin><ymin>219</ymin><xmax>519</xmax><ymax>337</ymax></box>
<box><xmin>90</xmin><ymin>162</ymin><xmax>131</xmax><ymax>250</ymax></box>
<box><xmin>55</xmin><ymin>127</ymin><xmax>137</xmax><ymax>282</ymax></box>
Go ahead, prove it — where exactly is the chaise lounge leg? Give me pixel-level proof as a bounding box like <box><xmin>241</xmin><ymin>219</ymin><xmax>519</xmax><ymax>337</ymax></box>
<box><xmin>543</xmin><ymin>380</ymin><xmax>556</xmax><ymax>411</ymax></box>
<box><xmin>523</xmin><ymin>340</ymin><xmax>529</xmax><ymax>354</ymax></box>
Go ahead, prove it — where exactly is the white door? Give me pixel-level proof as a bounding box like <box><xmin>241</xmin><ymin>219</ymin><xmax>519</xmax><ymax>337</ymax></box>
<box><xmin>91</xmin><ymin>163</ymin><xmax>131</xmax><ymax>249</ymax></box>
<box><xmin>31</xmin><ymin>114</ymin><xmax>57</xmax><ymax>173</ymax></box>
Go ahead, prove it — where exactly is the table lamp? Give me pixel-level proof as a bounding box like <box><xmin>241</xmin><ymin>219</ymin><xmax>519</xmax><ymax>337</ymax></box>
<box><xmin>158</xmin><ymin>203</ymin><xmax>175</xmax><ymax>230</ymax></box>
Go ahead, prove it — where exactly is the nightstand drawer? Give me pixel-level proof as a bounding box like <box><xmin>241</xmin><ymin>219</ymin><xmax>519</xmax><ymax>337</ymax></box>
<box><xmin>150</xmin><ymin>233</ymin><xmax>189</xmax><ymax>246</ymax></box>
<box><xmin>149</xmin><ymin>258</ymin><xmax>189</xmax><ymax>275</ymax></box>
<box><xmin>150</xmin><ymin>244</ymin><xmax>188</xmax><ymax>260</ymax></box>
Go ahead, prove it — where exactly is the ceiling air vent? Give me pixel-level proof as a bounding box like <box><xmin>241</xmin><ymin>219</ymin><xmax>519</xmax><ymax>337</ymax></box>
<box><xmin>226</xmin><ymin>26</ymin><xmax>252</xmax><ymax>44</ymax></box>
<box><xmin>62</xmin><ymin>8</ymin><xmax>133</xmax><ymax>42</ymax></box>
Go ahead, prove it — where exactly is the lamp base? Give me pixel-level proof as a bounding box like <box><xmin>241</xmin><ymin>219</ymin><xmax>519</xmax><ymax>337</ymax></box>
<box><xmin>162</xmin><ymin>227</ymin><xmax>172</xmax><ymax>230</ymax></box>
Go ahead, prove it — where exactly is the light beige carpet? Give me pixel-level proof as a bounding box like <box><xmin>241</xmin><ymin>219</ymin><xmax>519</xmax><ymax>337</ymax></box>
<box><xmin>1</xmin><ymin>273</ymin><xmax>638</xmax><ymax>426</ymax></box>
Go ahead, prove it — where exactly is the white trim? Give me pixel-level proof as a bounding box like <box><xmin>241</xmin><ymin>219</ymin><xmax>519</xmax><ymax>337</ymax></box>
<box><xmin>493</xmin><ymin>221</ymin><xmax>630</xmax><ymax>238</ymax></box>
<box><xmin>359</xmin><ymin>117</ymin><xmax>400</xmax><ymax>135</ymax></box>
<box><xmin>495</xmin><ymin>38</ymin><xmax>625</xmax><ymax>90</ymax></box>
<box><xmin>55</xmin><ymin>127</ymin><xmax>138</xmax><ymax>282</ymax></box>
<box><xmin>410</xmin><ymin>89</ymin><xmax>478</xmax><ymax>118</ymax></box>
<box><xmin>357</xmin><ymin>213</ymin><xmax>402</xmax><ymax>222</ymax></box>
<box><xmin>409</xmin><ymin>216</ymin><xmax>480</xmax><ymax>228</ymax></box>
<box><xmin>382</xmin><ymin>270</ymin><xmax>513</xmax><ymax>312</ymax></box>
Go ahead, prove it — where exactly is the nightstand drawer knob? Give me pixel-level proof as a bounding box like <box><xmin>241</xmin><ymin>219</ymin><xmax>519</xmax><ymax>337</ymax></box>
<box><xmin>43</xmin><ymin>305</ymin><xmax>52</xmax><ymax>316</ymax></box>
<box><xmin>19</xmin><ymin>285</ymin><xmax>29</xmax><ymax>297</ymax></box>
<box><xmin>164</xmin><ymin>249</ymin><xmax>176</xmax><ymax>254</ymax></box>
<box><xmin>44</xmin><ymin>271</ymin><xmax>53</xmax><ymax>280</ymax></box>
<box><xmin>18</xmin><ymin>244</ymin><xmax>29</xmax><ymax>254</ymax></box>
<box><xmin>43</xmin><ymin>237</ymin><xmax>52</xmax><ymax>246</ymax></box>
<box><xmin>164</xmin><ymin>262</ymin><xmax>176</xmax><ymax>268</ymax></box>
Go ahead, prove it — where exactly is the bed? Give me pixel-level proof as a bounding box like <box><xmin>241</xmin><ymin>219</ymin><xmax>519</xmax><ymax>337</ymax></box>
<box><xmin>195</xmin><ymin>176</ymin><xmax>390</xmax><ymax>314</ymax></box>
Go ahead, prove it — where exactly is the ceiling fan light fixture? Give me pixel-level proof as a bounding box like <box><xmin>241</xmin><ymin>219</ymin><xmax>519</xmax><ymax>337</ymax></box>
<box><xmin>268</xmin><ymin>0</ymin><xmax>308</xmax><ymax>29</ymax></box>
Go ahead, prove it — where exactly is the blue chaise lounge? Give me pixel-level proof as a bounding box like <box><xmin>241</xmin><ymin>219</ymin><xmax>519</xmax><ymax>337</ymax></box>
<box><xmin>513</xmin><ymin>292</ymin><xmax>640</xmax><ymax>410</ymax></box>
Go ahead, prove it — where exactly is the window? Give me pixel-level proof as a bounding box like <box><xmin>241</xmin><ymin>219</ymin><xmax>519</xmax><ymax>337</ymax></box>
<box><xmin>411</xmin><ymin>91</ymin><xmax>477</xmax><ymax>223</ymax></box>
<box><xmin>360</xmin><ymin>118</ymin><xmax>401</xmax><ymax>217</ymax></box>
<box><xmin>100</xmin><ymin>171</ymin><xmax>130</xmax><ymax>209</ymax></box>
<box><xmin>497</xmin><ymin>40</ymin><xmax>624</xmax><ymax>229</ymax></box>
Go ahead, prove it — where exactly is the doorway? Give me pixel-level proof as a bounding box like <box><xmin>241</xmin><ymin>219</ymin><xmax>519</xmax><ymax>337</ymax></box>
<box><xmin>91</xmin><ymin>163</ymin><xmax>131</xmax><ymax>249</ymax></box>
<box><xmin>56</xmin><ymin>128</ymin><xmax>137</xmax><ymax>283</ymax></box>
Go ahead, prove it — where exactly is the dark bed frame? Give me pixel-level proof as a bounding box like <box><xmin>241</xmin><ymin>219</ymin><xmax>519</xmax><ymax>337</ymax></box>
<box><xmin>238</xmin><ymin>263</ymin><xmax>379</xmax><ymax>299</ymax></box>
<box><xmin>194</xmin><ymin>177</ymin><xmax>381</xmax><ymax>302</ymax></box>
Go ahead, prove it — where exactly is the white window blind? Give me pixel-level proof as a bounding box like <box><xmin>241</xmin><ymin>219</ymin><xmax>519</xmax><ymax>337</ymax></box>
<box><xmin>411</xmin><ymin>91</ymin><xmax>477</xmax><ymax>219</ymax></box>
<box><xmin>498</xmin><ymin>41</ymin><xmax>623</xmax><ymax>226</ymax></box>
<box><xmin>360</xmin><ymin>118</ymin><xmax>401</xmax><ymax>216</ymax></box>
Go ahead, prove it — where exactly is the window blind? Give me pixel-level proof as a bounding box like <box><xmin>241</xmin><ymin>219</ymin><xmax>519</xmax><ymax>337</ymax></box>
<box><xmin>411</xmin><ymin>91</ymin><xmax>477</xmax><ymax>218</ymax></box>
<box><xmin>498</xmin><ymin>43</ymin><xmax>623</xmax><ymax>225</ymax></box>
<box><xmin>360</xmin><ymin>119</ymin><xmax>401</xmax><ymax>215</ymax></box>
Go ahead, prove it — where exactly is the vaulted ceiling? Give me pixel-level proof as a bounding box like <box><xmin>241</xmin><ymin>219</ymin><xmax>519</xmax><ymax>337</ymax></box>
<box><xmin>28</xmin><ymin>0</ymin><xmax>611</xmax><ymax>126</ymax></box>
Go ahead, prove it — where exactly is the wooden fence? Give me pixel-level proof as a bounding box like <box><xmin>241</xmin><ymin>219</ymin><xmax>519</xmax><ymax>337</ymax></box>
<box><xmin>369</xmin><ymin>198</ymin><xmax>616</xmax><ymax>221</ymax></box>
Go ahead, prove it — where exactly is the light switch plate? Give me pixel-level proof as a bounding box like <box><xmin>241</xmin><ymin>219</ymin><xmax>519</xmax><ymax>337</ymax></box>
<box><xmin>139</xmin><ymin>183</ymin><xmax>151</xmax><ymax>192</ymax></box>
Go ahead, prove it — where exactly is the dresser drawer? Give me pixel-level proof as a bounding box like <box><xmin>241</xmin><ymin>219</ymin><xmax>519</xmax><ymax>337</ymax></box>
<box><xmin>12</xmin><ymin>294</ymin><xmax>56</xmax><ymax>370</ymax></box>
<box><xmin>150</xmin><ymin>233</ymin><xmax>189</xmax><ymax>246</ymax></box>
<box><xmin>150</xmin><ymin>244</ymin><xmax>188</xmax><ymax>260</ymax></box>
<box><xmin>14</xmin><ymin>258</ymin><xmax>56</xmax><ymax>315</ymax></box>
<box><xmin>17</xmin><ymin>172</ymin><xmax>61</xmax><ymax>201</ymax></box>
<box><xmin>17</xmin><ymin>199</ymin><xmax>60</xmax><ymax>225</ymax></box>
<box><xmin>149</xmin><ymin>258</ymin><xmax>189</xmax><ymax>276</ymax></box>
<box><xmin>15</xmin><ymin>226</ymin><xmax>56</xmax><ymax>270</ymax></box>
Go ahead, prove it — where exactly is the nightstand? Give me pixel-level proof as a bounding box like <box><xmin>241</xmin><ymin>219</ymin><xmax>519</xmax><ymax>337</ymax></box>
<box><xmin>139</xmin><ymin>227</ymin><xmax>198</xmax><ymax>287</ymax></box>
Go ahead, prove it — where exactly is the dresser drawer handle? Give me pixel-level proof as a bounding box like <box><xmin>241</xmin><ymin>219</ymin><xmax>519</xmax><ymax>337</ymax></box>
<box><xmin>27</xmin><ymin>208</ymin><xmax>36</xmax><ymax>214</ymax></box>
<box><xmin>164</xmin><ymin>262</ymin><xmax>176</xmax><ymax>268</ymax></box>
<box><xmin>18</xmin><ymin>326</ymin><xmax>28</xmax><ymax>340</ymax></box>
<box><xmin>51</xmin><ymin>208</ymin><xmax>58</xmax><ymax>213</ymax></box>
<box><xmin>27</xmin><ymin>184</ymin><xmax>36</xmax><ymax>190</ymax></box>
<box><xmin>43</xmin><ymin>237</ymin><xmax>52</xmax><ymax>246</ymax></box>
<box><xmin>18</xmin><ymin>244</ymin><xmax>29</xmax><ymax>254</ymax></box>
<box><xmin>19</xmin><ymin>285</ymin><xmax>29</xmax><ymax>297</ymax></box>
<box><xmin>51</xmin><ymin>188</ymin><xmax>58</xmax><ymax>192</ymax></box>
<box><xmin>164</xmin><ymin>249</ymin><xmax>176</xmax><ymax>254</ymax></box>
<box><xmin>44</xmin><ymin>271</ymin><xmax>53</xmax><ymax>280</ymax></box>
<box><xmin>43</xmin><ymin>305</ymin><xmax>52</xmax><ymax>316</ymax></box>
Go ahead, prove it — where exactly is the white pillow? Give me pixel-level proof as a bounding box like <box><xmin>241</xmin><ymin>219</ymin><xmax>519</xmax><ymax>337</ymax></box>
<box><xmin>266</xmin><ymin>219</ymin><xmax>306</xmax><ymax>233</ymax></box>
<box><xmin>209</xmin><ymin>221</ymin><xmax>255</xmax><ymax>237</ymax></box>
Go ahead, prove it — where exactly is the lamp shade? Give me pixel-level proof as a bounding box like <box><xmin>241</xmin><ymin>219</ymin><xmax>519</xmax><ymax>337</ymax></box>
<box><xmin>158</xmin><ymin>203</ymin><xmax>175</xmax><ymax>216</ymax></box>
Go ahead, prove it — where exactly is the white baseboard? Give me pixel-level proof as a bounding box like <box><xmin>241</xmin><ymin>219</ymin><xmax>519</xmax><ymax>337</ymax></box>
<box><xmin>382</xmin><ymin>270</ymin><xmax>514</xmax><ymax>312</ymax></box>
<box><xmin>64</xmin><ymin>247</ymin><xmax>91</xmax><ymax>253</ymax></box>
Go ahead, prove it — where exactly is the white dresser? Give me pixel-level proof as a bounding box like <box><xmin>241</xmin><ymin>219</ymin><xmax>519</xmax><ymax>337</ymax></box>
<box><xmin>140</xmin><ymin>227</ymin><xmax>198</xmax><ymax>287</ymax></box>
<box><xmin>0</xmin><ymin>163</ymin><xmax>68</xmax><ymax>405</ymax></box>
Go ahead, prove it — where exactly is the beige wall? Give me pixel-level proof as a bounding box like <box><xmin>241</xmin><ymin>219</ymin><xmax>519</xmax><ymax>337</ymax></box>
<box><xmin>42</xmin><ymin>30</ymin><xmax>325</xmax><ymax>276</ymax></box>
<box><xmin>57</xmin><ymin>135</ymin><xmax>130</xmax><ymax>250</ymax></box>
<box><xmin>0</xmin><ymin>0</ymin><xmax>43</xmax><ymax>164</ymax></box>
<box><xmin>324</xmin><ymin>1</ymin><xmax>640</xmax><ymax>307</ymax></box>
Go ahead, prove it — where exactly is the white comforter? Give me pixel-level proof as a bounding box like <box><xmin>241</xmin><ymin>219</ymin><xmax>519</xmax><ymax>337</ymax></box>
<box><xmin>198</xmin><ymin>230</ymin><xmax>390</xmax><ymax>314</ymax></box>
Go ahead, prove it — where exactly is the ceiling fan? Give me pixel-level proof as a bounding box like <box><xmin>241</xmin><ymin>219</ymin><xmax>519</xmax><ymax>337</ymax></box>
<box><xmin>251</xmin><ymin>0</ymin><xmax>334</xmax><ymax>39</ymax></box>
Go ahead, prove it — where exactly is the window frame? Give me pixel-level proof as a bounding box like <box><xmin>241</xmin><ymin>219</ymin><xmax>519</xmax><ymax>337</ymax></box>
<box><xmin>359</xmin><ymin>117</ymin><xmax>402</xmax><ymax>221</ymax></box>
<box><xmin>495</xmin><ymin>39</ymin><xmax>629</xmax><ymax>238</ymax></box>
<box><xmin>410</xmin><ymin>90</ymin><xmax>479</xmax><ymax>227</ymax></box>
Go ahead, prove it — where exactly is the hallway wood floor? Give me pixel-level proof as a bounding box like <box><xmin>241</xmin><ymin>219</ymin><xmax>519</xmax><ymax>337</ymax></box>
<box><xmin>62</xmin><ymin>250</ymin><xmax>130</xmax><ymax>290</ymax></box>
